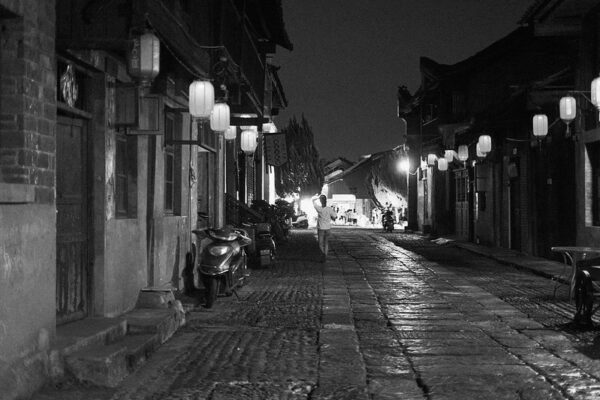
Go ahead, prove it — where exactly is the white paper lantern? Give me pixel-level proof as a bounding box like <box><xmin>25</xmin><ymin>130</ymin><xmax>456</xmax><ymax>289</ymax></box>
<box><xmin>592</xmin><ymin>76</ymin><xmax>600</xmax><ymax>109</ymax></box>
<box><xmin>559</xmin><ymin>96</ymin><xmax>576</xmax><ymax>123</ymax></box>
<box><xmin>437</xmin><ymin>158</ymin><xmax>448</xmax><ymax>171</ymax></box>
<box><xmin>241</xmin><ymin>129</ymin><xmax>258</xmax><ymax>154</ymax></box>
<box><xmin>427</xmin><ymin>153</ymin><xmax>436</xmax><ymax>166</ymax></box>
<box><xmin>129</xmin><ymin>32</ymin><xmax>160</xmax><ymax>86</ymax></box>
<box><xmin>444</xmin><ymin>150</ymin><xmax>454</xmax><ymax>162</ymax></box>
<box><xmin>224</xmin><ymin>125</ymin><xmax>236</xmax><ymax>140</ymax></box>
<box><xmin>478</xmin><ymin>135</ymin><xmax>492</xmax><ymax>153</ymax></box>
<box><xmin>476</xmin><ymin>143</ymin><xmax>487</xmax><ymax>158</ymax></box>
<box><xmin>262</xmin><ymin>122</ymin><xmax>277</xmax><ymax>133</ymax></box>
<box><xmin>189</xmin><ymin>80</ymin><xmax>214</xmax><ymax>118</ymax></box>
<box><xmin>532</xmin><ymin>114</ymin><xmax>548</xmax><ymax>138</ymax></box>
<box><xmin>457</xmin><ymin>145</ymin><xmax>469</xmax><ymax>162</ymax></box>
<box><xmin>210</xmin><ymin>103</ymin><xmax>230</xmax><ymax>132</ymax></box>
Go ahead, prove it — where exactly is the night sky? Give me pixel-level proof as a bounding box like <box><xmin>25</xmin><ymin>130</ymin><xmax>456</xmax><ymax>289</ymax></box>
<box><xmin>275</xmin><ymin>1</ymin><xmax>532</xmax><ymax>162</ymax></box>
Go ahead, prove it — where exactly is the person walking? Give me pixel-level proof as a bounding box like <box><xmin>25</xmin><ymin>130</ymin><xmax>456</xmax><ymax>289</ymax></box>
<box><xmin>312</xmin><ymin>194</ymin><xmax>337</xmax><ymax>262</ymax></box>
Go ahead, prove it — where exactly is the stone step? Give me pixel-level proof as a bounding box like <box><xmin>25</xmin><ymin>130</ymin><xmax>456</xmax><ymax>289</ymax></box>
<box><xmin>126</xmin><ymin>308</ymin><xmax>184</xmax><ymax>343</ymax></box>
<box><xmin>65</xmin><ymin>341</ymin><xmax>129</xmax><ymax>388</ymax></box>
<box><xmin>64</xmin><ymin>333</ymin><xmax>161</xmax><ymax>388</ymax></box>
<box><xmin>121</xmin><ymin>334</ymin><xmax>161</xmax><ymax>371</ymax></box>
<box><xmin>48</xmin><ymin>318</ymin><xmax>127</xmax><ymax>380</ymax></box>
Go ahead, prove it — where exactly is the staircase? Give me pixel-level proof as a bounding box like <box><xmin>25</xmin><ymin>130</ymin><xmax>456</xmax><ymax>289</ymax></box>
<box><xmin>50</xmin><ymin>289</ymin><xmax>185</xmax><ymax>388</ymax></box>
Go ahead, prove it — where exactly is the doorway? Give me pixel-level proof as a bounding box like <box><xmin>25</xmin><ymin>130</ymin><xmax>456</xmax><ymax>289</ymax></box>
<box><xmin>56</xmin><ymin>116</ymin><xmax>91</xmax><ymax>324</ymax></box>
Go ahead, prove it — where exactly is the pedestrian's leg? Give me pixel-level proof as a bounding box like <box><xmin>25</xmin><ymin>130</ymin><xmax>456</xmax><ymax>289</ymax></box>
<box><xmin>323</xmin><ymin>230</ymin><xmax>330</xmax><ymax>257</ymax></box>
<box><xmin>317</xmin><ymin>229</ymin><xmax>325</xmax><ymax>254</ymax></box>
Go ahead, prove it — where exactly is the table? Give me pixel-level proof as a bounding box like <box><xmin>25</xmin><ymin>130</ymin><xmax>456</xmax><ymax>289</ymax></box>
<box><xmin>551</xmin><ymin>246</ymin><xmax>600</xmax><ymax>300</ymax></box>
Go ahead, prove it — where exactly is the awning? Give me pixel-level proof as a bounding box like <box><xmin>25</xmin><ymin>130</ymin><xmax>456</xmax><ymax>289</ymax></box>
<box><xmin>142</xmin><ymin>0</ymin><xmax>211</xmax><ymax>79</ymax></box>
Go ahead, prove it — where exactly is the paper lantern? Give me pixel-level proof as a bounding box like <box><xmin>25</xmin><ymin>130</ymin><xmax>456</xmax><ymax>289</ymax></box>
<box><xmin>532</xmin><ymin>114</ymin><xmax>548</xmax><ymax>138</ymax></box>
<box><xmin>224</xmin><ymin>125</ymin><xmax>236</xmax><ymax>140</ymax></box>
<box><xmin>476</xmin><ymin>143</ymin><xmax>486</xmax><ymax>158</ymax></box>
<box><xmin>427</xmin><ymin>153</ymin><xmax>436</xmax><ymax>166</ymax></box>
<box><xmin>241</xmin><ymin>129</ymin><xmax>258</xmax><ymax>154</ymax></box>
<box><xmin>128</xmin><ymin>32</ymin><xmax>160</xmax><ymax>87</ymax></box>
<box><xmin>444</xmin><ymin>150</ymin><xmax>454</xmax><ymax>162</ymax></box>
<box><xmin>478</xmin><ymin>135</ymin><xmax>492</xmax><ymax>153</ymax></box>
<box><xmin>559</xmin><ymin>96</ymin><xmax>576</xmax><ymax>123</ymax></box>
<box><xmin>592</xmin><ymin>76</ymin><xmax>600</xmax><ymax>110</ymax></box>
<box><xmin>457</xmin><ymin>145</ymin><xmax>469</xmax><ymax>162</ymax></box>
<box><xmin>437</xmin><ymin>158</ymin><xmax>448</xmax><ymax>171</ymax></box>
<box><xmin>189</xmin><ymin>80</ymin><xmax>214</xmax><ymax>118</ymax></box>
<box><xmin>262</xmin><ymin>122</ymin><xmax>277</xmax><ymax>133</ymax></box>
<box><xmin>209</xmin><ymin>103</ymin><xmax>230</xmax><ymax>132</ymax></box>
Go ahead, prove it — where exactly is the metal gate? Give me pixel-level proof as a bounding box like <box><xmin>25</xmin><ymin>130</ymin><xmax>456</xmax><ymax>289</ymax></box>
<box><xmin>56</xmin><ymin>116</ymin><xmax>90</xmax><ymax>324</ymax></box>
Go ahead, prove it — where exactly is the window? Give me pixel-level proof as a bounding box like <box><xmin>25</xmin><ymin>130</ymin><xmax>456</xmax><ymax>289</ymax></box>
<box><xmin>115</xmin><ymin>131</ymin><xmax>137</xmax><ymax>218</ymax></box>
<box><xmin>164</xmin><ymin>111</ymin><xmax>183</xmax><ymax>215</ymax></box>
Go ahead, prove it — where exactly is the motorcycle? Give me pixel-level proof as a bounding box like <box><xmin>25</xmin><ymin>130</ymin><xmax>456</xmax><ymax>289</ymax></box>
<box><xmin>291</xmin><ymin>212</ymin><xmax>309</xmax><ymax>229</ymax></box>
<box><xmin>192</xmin><ymin>226</ymin><xmax>251</xmax><ymax>308</ymax></box>
<box><xmin>245</xmin><ymin>222</ymin><xmax>276</xmax><ymax>268</ymax></box>
<box><xmin>382</xmin><ymin>211</ymin><xmax>395</xmax><ymax>232</ymax></box>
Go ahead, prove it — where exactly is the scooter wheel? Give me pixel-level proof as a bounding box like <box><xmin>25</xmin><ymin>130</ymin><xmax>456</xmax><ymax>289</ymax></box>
<box><xmin>205</xmin><ymin>278</ymin><xmax>219</xmax><ymax>308</ymax></box>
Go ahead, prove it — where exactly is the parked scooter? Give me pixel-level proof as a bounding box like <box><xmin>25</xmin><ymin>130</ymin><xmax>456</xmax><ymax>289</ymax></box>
<box><xmin>245</xmin><ymin>222</ymin><xmax>276</xmax><ymax>268</ymax></box>
<box><xmin>193</xmin><ymin>226</ymin><xmax>251</xmax><ymax>308</ymax></box>
<box><xmin>382</xmin><ymin>210</ymin><xmax>395</xmax><ymax>232</ymax></box>
<box><xmin>291</xmin><ymin>212</ymin><xmax>309</xmax><ymax>229</ymax></box>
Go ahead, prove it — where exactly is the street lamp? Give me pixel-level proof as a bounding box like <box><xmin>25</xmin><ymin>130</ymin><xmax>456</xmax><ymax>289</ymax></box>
<box><xmin>398</xmin><ymin>158</ymin><xmax>410</xmax><ymax>173</ymax></box>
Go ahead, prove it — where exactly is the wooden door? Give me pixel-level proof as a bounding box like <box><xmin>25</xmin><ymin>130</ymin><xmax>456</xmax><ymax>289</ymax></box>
<box><xmin>454</xmin><ymin>169</ymin><xmax>469</xmax><ymax>240</ymax></box>
<box><xmin>56</xmin><ymin>116</ymin><xmax>90</xmax><ymax>324</ymax></box>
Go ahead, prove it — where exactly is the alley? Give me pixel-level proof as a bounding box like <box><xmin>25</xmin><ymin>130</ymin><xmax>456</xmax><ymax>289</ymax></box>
<box><xmin>34</xmin><ymin>229</ymin><xmax>600</xmax><ymax>400</ymax></box>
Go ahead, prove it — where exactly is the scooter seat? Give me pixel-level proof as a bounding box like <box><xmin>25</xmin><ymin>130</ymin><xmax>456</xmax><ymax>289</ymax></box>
<box><xmin>209</xmin><ymin>227</ymin><xmax>238</xmax><ymax>241</ymax></box>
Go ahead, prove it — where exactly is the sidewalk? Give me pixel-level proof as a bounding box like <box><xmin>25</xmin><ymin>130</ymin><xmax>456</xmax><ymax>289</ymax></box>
<box><xmin>443</xmin><ymin>239</ymin><xmax>570</xmax><ymax>285</ymax></box>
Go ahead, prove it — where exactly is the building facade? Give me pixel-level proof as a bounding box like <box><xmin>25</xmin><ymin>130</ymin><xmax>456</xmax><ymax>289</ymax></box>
<box><xmin>0</xmin><ymin>0</ymin><xmax>291</xmax><ymax>397</ymax></box>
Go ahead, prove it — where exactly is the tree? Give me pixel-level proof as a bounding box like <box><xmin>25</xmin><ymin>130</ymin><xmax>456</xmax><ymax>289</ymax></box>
<box><xmin>275</xmin><ymin>115</ymin><xmax>324</xmax><ymax>197</ymax></box>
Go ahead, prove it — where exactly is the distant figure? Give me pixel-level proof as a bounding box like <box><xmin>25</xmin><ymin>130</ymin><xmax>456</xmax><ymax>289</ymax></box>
<box><xmin>312</xmin><ymin>194</ymin><xmax>338</xmax><ymax>262</ymax></box>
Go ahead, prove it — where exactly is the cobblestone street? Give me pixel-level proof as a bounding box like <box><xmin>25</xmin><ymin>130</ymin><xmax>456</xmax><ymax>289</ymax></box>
<box><xmin>33</xmin><ymin>228</ymin><xmax>600</xmax><ymax>400</ymax></box>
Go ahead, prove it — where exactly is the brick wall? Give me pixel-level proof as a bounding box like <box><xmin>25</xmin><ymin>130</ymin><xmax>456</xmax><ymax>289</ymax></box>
<box><xmin>0</xmin><ymin>0</ymin><xmax>56</xmax><ymax>203</ymax></box>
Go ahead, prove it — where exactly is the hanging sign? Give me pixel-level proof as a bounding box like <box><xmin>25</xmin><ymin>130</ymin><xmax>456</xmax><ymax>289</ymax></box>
<box><xmin>264</xmin><ymin>133</ymin><xmax>288</xmax><ymax>166</ymax></box>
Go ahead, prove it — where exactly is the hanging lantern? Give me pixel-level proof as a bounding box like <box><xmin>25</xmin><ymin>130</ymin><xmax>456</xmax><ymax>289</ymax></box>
<box><xmin>262</xmin><ymin>122</ymin><xmax>277</xmax><ymax>133</ymax></box>
<box><xmin>477</xmin><ymin>143</ymin><xmax>488</xmax><ymax>158</ymax></box>
<box><xmin>478</xmin><ymin>135</ymin><xmax>492</xmax><ymax>153</ymax></box>
<box><xmin>128</xmin><ymin>32</ymin><xmax>160</xmax><ymax>87</ymax></box>
<box><xmin>444</xmin><ymin>150</ymin><xmax>454</xmax><ymax>162</ymax></box>
<box><xmin>560</xmin><ymin>96</ymin><xmax>576</xmax><ymax>137</ymax></box>
<box><xmin>591</xmin><ymin>75</ymin><xmax>600</xmax><ymax>117</ymax></box>
<box><xmin>532</xmin><ymin>114</ymin><xmax>548</xmax><ymax>138</ymax></box>
<box><xmin>457</xmin><ymin>145</ymin><xmax>469</xmax><ymax>162</ymax></box>
<box><xmin>240</xmin><ymin>129</ymin><xmax>258</xmax><ymax>154</ymax></box>
<box><xmin>437</xmin><ymin>158</ymin><xmax>448</xmax><ymax>171</ymax></box>
<box><xmin>559</xmin><ymin>96</ymin><xmax>576</xmax><ymax>123</ymax></box>
<box><xmin>427</xmin><ymin>153</ymin><xmax>436</xmax><ymax>166</ymax></box>
<box><xmin>189</xmin><ymin>80</ymin><xmax>214</xmax><ymax>118</ymax></box>
<box><xmin>224</xmin><ymin>125</ymin><xmax>236</xmax><ymax>140</ymax></box>
<box><xmin>209</xmin><ymin>103</ymin><xmax>230</xmax><ymax>132</ymax></box>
